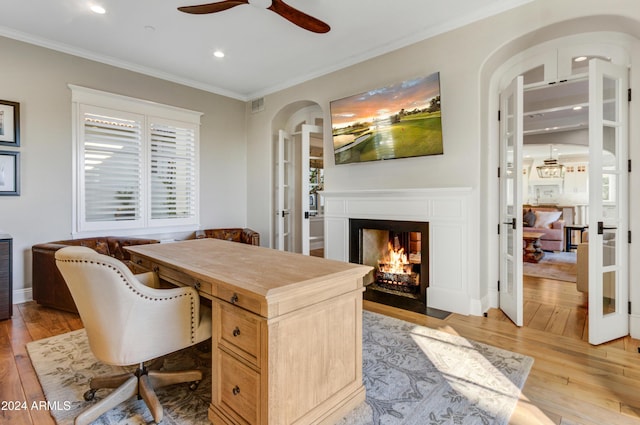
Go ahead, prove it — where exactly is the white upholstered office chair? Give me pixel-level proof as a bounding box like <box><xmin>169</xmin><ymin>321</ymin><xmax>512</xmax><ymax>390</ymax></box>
<box><xmin>55</xmin><ymin>246</ymin><xmax>212</xmax><ymax>425</ymax></box>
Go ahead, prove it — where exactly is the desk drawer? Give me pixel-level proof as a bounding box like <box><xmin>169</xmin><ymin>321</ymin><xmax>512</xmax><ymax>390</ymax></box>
<box><xmin>217</xmin><ymin>285</ymin><xmax>263</xmax><ymax>316</ymax></box>
<box><xmin>218</xmin><ymin>302</ymin><xmax>261</xmax><ymax>365</ymax></box>
<box><xmin>218</xmin><ymin>350</ymin><xmax>260</xmax><ymax>425</ymax></box>
<box><xmin>153</xmin><ymin>263</ymin><xmax>212</xmax><ymax>295</ymax></box>
<box><xmin>130</xmin><ymin>255</ymin><xmax>152</xmax><ymax>271</ymax></box>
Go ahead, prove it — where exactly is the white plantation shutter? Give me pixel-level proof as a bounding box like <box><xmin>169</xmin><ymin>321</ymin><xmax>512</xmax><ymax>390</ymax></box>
<box><xmin>72</xmin><ymin>85</ymin><xmax>201</xmax><ymax>234</ymax></box>
<box><xmin>150</xmin><ymin>120</ymin><xmax>196</xmax><ymax>221</ymax></box>
<box><xmin>81</xmin><ymin>107</ymin><xmax>143</xmax><ymax>227</ymax></box>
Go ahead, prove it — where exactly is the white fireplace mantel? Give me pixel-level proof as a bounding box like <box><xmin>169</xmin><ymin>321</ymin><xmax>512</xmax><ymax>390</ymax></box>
<box><xmin>321</xmin><ymin>188</ymin><xmax>480</xmax><ymax>316</ymax></box>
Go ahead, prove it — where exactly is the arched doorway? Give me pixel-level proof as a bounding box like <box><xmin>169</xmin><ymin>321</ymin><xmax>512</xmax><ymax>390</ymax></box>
<box><xmin>271</xmin><ymin>102</ymin><xmax>324</xmax><ymax>255</ymax></box>
<box><xmin>486</xmin><ymin>31</ymin><xmax>634</xmax><ymax>344</ymax></box>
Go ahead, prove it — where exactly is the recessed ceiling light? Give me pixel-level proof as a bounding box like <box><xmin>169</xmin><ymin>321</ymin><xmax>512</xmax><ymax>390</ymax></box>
<box><xmin>213</xmin><ymin>50</ymin><xmax>225</xmax><ymax>58</ymax></box>
<box><xmin>574</xmin><ymin>56</ymin><xmax>588</xmax><ymax>62</ymax></box>
<box><xmin>90</xmin><ymin>4</ymin><xmax>106</xmax><ymax>14</ymax></box>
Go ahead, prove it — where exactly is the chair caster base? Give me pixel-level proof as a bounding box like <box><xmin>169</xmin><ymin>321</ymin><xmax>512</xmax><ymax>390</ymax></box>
<box><xmin>84</xmin><ymin>389</ymin><xmax>97</xmax><ymax>401</ymax></box>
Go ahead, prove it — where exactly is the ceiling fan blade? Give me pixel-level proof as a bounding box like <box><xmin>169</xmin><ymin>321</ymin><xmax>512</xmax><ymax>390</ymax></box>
<box><xmin>178</xmin><ymin>0</ymin><xmax>249</xmax><ymax>14</ymax></box>
<box><xmin>268</xmin><ymin>0</ymin><xmax>330</xmax><ymax>33</ymax></box>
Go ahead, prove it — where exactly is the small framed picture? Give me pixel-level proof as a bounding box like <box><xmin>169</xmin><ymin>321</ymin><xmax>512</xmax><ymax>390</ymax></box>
<box><xmin>0</xmin><ymin>100</ymin><xmax>20</xmax><ymax>147</ymax></box>
<box><xmin>0</xmin><ymin>151</ymin><xmax>19</xmax><ymax>196</ymax></box>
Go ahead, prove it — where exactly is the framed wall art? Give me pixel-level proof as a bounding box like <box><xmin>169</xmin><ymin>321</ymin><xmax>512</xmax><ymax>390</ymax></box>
<box><xmin>0</xmin><ymin>151</ymin><xmax>19</xmax><ymax>196</ymax></box>
<box><xmin>331</xmin><ymin>72</ymin><xmax>442</xmax><ymax>165</ymax></box>
<box><xmin>0</xmin><ymin>100</ymin><xmax>20</xmax><ymax>147</ymax></box>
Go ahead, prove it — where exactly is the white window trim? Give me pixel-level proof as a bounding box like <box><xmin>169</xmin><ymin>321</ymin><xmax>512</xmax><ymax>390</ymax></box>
<box><xmin>70</xmin><ymin>84</ymin><xmax>202</xmax><ymax>237</ymax></box>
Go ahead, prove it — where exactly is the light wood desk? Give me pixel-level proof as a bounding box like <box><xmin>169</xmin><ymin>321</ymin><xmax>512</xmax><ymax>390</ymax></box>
<box><xmin>126</xmin><ymin>238</ymin><xmax>372</xmax><ymax>425</ymax></box>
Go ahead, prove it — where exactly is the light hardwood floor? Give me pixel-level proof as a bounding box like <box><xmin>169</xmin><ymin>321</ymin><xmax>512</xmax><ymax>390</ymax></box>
<box><xmin>1</xmin><ymin>275</ymin><xmax>639</xmax><ymax>425</ymax></box>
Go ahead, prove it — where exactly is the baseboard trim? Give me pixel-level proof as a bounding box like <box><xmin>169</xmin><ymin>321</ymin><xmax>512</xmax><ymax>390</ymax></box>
<box><xmin>13</xmin><ymin>288</ymin><xmax>33</xmax><ymax>304</ymax></box>
<box><xmin>630</xmin><ymin>313</ymin><xmax>640</xmax><ymax>340</ymax></box>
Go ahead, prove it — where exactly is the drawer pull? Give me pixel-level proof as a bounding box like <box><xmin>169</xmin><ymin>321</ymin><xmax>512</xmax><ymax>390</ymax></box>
<box><xmin>232</xmin><ymin>385</ymin><xmax>241</xmax><ymax>396</ymax></box>
<box><xmin>152</xmin><ymin>266</ymin><xmax>160</xmax><ymax>273</ymax></box>
<box><xmin>230</xmin><ymin>293</ymin><xmax>239</xmax><ymax>304</ymax></box>
<box><xmin>232</xmin><ymin>327</ymin><xmax>241</xmax><ymax>337</ymax></box>
<box><xmin>136</xmin><ymin>259</ymin><xmax>143</xmax><ymax>265</ymax></box>
<box><xmin>194</xmin><ymin>280</ymin><xmax>201</xmax><ymax>290</ymax></box>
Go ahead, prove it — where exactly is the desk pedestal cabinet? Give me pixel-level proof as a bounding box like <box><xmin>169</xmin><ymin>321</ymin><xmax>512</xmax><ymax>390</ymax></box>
<box><xmin>126</xmin><ymin>239</ymin><xmax>372</xmax><ymax>425</ymax></box>
<box><xmin>0</xmin><ymin>234</ymin><xmax>12</xmax><ymax>320</ymax></box>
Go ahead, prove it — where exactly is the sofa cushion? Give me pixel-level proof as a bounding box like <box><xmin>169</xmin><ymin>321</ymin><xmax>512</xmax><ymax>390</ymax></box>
<box><xmin>523</xmin><ymin>209</ymin><xmax>536</xmax><ymax>227</ymax></box>
<box><xmin>534</xmin><ymin>210</ymin><xmax>562</xmax><ymax>228</ymax></box>
<box><xmin>107</xmin><ymin>237</ymin><xmax>160</xmax><ymax>261</ymax></box>
<box><xmin>539</xmin><ymin>228</ymin><xmax>563</xmax><ymax>241</ymax></box>
<box><xmin>93</xmin><ymin>240</ymin><xmax>110</xmax><ymax>256</ymax></box>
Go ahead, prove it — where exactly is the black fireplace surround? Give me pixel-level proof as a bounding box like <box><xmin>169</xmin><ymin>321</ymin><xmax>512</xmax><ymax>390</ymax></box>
<box><xmin>349</xmin><ymin>218</ymin><xmax>431</xmax><ymax>315</ymax></box>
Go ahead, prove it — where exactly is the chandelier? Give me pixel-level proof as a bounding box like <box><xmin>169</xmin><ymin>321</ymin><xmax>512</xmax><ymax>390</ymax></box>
<box><xmin>536</xmin><ymin>145</ymin><xmax>565</xmax><ymax>178</ymax></box>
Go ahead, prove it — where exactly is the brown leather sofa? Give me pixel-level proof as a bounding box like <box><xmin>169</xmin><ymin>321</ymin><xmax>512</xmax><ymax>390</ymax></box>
<box><xmin>195</xmin><ymin>228</ymin><xmax>260</xmax><ymax>246</ymax></box>
<box><xmin>32</xmin><ymin>237</ymin><xmax>160</xmax><ymax>313</ymax></box>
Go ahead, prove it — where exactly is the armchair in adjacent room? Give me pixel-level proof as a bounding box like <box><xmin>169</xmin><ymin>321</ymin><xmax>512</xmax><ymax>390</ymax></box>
<box><xmin>55</xmin><ymin>246</ymin><xmax>212</xmax><ymax>425</ymax></box>
<box><xmin>576</xmin><ymin>242</ymin><xmax>615</xmax><ymax>298</ymax></box>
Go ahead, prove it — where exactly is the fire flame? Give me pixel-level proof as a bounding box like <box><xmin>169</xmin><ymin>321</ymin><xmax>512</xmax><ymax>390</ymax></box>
<box><xmin>379</xmin><ymin>241</ymin><xmax>410</xmax><ymax>274</ymax></box>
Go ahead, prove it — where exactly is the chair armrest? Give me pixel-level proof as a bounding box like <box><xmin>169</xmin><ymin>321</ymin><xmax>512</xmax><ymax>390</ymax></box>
<box><xmin>32</xmin><ymin>242</ymin><xmax>71</xmax><ymax>252</ymax></box>
<box><xmin>552</xmin><ymin>220</ymin><xmax>565</xmax><ymax>230</ymax></box>
<box><xmin>576</xmin><ymin>243</ymin><xmax>588</xmax><ymax>293</ymax></box>
<box><xmin>241</xmin><ymin>228</ymin><xmax>260</xmax><ymax>246</ymax></box>
<box><xmin>32</xmin><ymin>243</ymin><xmax>78</xmax><ymax>312</ymax></box>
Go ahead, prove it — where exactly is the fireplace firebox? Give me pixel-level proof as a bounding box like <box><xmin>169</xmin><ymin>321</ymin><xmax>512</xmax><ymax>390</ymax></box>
<box><xmin>349</xmin><ymin>218</ymin><xmax>431</xmax><ymax>315</ymax></box>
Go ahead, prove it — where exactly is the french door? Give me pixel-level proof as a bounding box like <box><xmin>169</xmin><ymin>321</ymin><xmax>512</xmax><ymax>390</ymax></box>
<box><xmin>587</xmin><ymin>59</ymin><xmax>629</xmax><ymax>344</ymax></box>
<box><xmin>300</xmin><ymin>124</ymin><xmax>322</xmax><ymax>255</ymax></box>
<box><xmin>498</xmin><ymin>60</ymin><xmax>630</xmax><ymax>343</ymax></box>
<box><xmin>275</xmin><ymin>129</ymin><xmax>292</xmax><ymax>251</ymax></box>
<box><xmin>275</xmin><ymin>124</ymin><xmax>323</xmax><ymax>254</ymax></box>
<box><xmin>499</xmin><ymin>76</ymin><xmax>524</xmax><ymax>326</ymax></box>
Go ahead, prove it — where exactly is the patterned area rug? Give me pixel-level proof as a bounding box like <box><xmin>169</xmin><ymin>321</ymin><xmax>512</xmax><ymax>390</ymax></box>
<box><xmin>523</xmin><ymin>251</ymin><xmax>577</xmax><ymax>282</ymax></box>
<box><xmin>27</xmin><ymin>311</ymin><xmax>533</xmax><ymax>425</ymax></box>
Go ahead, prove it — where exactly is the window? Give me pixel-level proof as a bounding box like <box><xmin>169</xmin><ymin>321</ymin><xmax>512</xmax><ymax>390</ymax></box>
<box><xmin>71</xmin><ymin>85</ymin><xmax>201</xmax><ymax>234</ymax></box>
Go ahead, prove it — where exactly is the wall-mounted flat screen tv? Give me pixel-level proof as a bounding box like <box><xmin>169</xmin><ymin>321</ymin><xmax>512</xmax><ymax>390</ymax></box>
<box><xmin>330</xmin><ymin>72</ymin><xmax>443</xmax><ymax>165</ymax></box>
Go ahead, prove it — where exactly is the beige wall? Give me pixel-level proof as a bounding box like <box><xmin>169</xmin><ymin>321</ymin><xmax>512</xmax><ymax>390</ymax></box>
<box><xmin>3</xmin><ymin>0</ymin><xmax>640</xmax><ymax>327</ymax></box>
<box><xmin>245</xmin><ymin>0</ymin><xmax>640</xmax><ymax>315</ymax></box>
<box><xmin>0</xmin><ymin>37</ymin><xmax>247</xmax><ymax>297</ymax></box>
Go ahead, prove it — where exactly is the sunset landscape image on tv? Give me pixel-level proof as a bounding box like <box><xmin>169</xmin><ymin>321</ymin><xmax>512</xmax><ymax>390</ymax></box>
<box><xmin>330</xmin><ymin>72</ymin><xmax>442</xmax><ymax>165</ymax></box>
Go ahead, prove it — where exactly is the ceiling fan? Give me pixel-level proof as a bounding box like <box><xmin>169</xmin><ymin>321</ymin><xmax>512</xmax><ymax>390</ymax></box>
<box><xmin>178</xmin><ymin>0</ymin><xmax>331</xmax><ymax>33</ymax></box>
